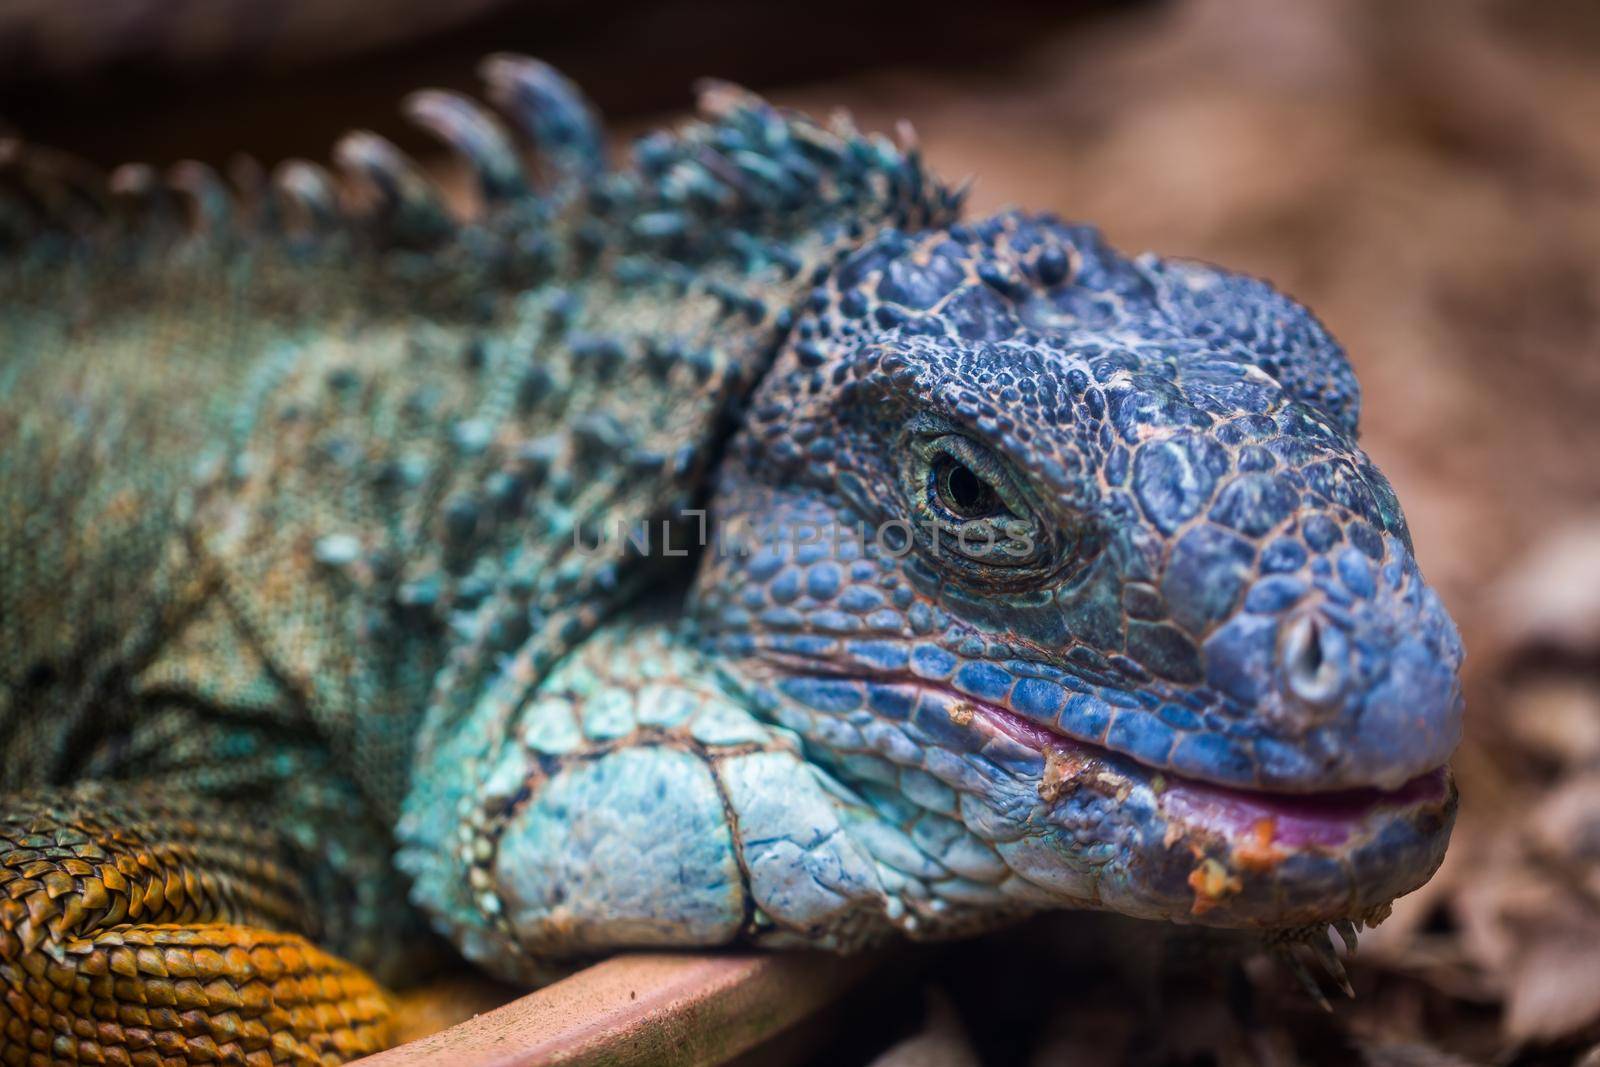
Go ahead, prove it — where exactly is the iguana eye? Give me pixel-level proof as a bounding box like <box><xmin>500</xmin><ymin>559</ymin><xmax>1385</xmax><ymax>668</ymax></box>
<box><xmin>934</xmin><ymin>456</ymin><xmax>1004</xmax><ymax>518</ymax></box>
<box><xmin>904</xmin><ymin>433</ymin><xmax>1044</xmax><ymax>569</ymax></box>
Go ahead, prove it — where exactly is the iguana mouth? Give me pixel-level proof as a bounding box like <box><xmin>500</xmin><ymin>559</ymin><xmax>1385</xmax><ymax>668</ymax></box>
<box><xmin>751</xmin><ymin>648</ymin><xmax>1451</xmax><ymax>825</ymax></box>
<box><xmin>933</xmin><ymin>678</ymin><xmax>1456</xmax><ymax>923</ymax></box>
<box><xmin>964</xmin><ymin>684</ymin><xmax>1451</xmax><ymax>844</ymax></box>
<box><xmin>746</xmin><ymin>648</ymin><xmax>1455</xmax><ymax>923</ymax></box>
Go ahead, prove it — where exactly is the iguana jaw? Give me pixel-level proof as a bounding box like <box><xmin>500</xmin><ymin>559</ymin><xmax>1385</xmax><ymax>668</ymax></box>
<box><xmin>729</xmin><ymin>652</ymin><xmax>1455</xmax><ymax>930</ymax></box>
<box><xmin>958</xmin><ymin>685</ymin><xmax>1455</xmax><ymax>918</ymax></box>
<box><xmin>968</xmin><ymin>678</ymin><xmax>1450</xmax><ymax>826</ymax></box>
<box><xmin>975</xmin><ymin>686</ymin><xmax>1456</xmax><ymax>927</ymax></box>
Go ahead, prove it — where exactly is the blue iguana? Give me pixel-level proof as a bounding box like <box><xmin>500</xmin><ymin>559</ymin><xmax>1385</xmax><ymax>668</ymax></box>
<box><xmin>0</xmin><ymin>57</ymin><xmax>1462</xmax><ymax>1064</ymax></box>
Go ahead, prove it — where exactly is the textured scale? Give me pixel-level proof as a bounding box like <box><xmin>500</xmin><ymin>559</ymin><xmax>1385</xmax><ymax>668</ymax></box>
<box><xmin>1</xmin><ymin>56</ymin><xmax>1460</xmax><ymax>1062</ymax></box>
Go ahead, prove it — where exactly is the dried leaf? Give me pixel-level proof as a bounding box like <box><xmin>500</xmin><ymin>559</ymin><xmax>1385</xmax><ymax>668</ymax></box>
<box><xmin>1502</xmin><ymin>917</ymin><xmax>1600</xmax><ymax>1043</ymax></box>
<box><xmin>1501</xmin><ymin>677</ymin><xmax>1600</xmax><ymax>768</ymax></box>
<box><xmin>1488</xmin><ymin>517</ymin><xmax>1600</xmax><ymax>659</ymax></box>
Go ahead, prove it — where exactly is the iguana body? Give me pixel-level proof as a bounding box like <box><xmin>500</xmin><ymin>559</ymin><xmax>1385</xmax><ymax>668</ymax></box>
<box><xmin>0</xmin><ymin>59</ymin><xmax>1462</xmax><ymax>1064</ymax></box>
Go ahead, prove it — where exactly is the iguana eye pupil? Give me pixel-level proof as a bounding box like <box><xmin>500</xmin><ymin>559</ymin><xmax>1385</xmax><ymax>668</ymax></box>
<box><xmin>936</xmin><ymin>459</ymin><xmax>1002</xmax><ymax>518</ymax></box>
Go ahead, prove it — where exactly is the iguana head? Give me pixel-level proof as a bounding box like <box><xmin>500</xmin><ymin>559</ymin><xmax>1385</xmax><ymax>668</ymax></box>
<box><xmin>694</xmin><ymin>210</ymin><xmax>1462</xmax><ymax>930</ymax></box>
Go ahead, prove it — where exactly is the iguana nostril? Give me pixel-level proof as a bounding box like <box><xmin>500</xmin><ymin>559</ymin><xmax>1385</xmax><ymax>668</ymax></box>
<box><xmin>1281</xmin><ymin>612</ymin><xmax>1347</xmax><ymax>708</ymax></box>
<box><xmin>1300</xmin><ymin>619</ymin><xmax>1324</xmax><ymax>672</ymax></box>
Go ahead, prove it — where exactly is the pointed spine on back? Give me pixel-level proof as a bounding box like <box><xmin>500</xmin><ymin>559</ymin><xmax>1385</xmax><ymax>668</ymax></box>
<box><xmin>482</xmin><ymin>55</ymin><xmax>606</xmax><ymax>199</ymax></box>
<box><xmin>3</xmin><ymin>56</ymin><xmax>962</xmax><ymax>282</ymax></box>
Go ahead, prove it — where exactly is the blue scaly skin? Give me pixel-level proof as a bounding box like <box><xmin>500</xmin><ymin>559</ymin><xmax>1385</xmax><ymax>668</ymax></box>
<box><xmin>0</xmin><ymin>57</ymin><xmax>1459</xmax><ymax>1062</ymax></box>
<box><xmin>417</xmin><ymin>214</ymin><xmax>1462</xmax><ymax>991</ymax></box>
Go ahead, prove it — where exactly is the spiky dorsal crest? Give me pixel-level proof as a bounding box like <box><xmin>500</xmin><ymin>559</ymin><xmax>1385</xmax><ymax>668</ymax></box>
<box><xmin>1</xmin><ymin>56</ymin><xmax>962</xmax><ymax>295</ymax></box>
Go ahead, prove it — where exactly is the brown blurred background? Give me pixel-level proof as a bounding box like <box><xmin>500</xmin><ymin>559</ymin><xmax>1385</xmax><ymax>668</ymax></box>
<box><xmin>6</xmin><ymin>0</ymin><xmax>1600</xmax><ymax>1062</ymax></box>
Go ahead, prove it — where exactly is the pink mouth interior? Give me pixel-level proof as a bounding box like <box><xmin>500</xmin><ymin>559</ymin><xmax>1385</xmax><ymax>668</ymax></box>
<box><xmin>970</xmin><ymin>693</ymin><xmax>1448</xmax><ymax>847</ymax></box>
<box><xmin>1157</xmin><ymin>768</ymin><xmax>1448</xmax><ymax>847</ymax></box>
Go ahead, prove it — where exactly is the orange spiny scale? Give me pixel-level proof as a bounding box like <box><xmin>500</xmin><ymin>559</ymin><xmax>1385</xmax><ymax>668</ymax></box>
<box><xmin>177</xmin><ymin>874</ymin><xmax>202</xmax><ymax>916</ymax></box>
<box><xmin>132</xmin><ymin>948</ymin><xmax>167</xmax><ymax>979</ymax></box>
<box><xmin>286</xmin><ymin>1005</ymin><xmax>319</xmax><ymax>1038</ymax></box>
<box><xmin>242</xmin><ymin>948</ymin><xmax>284</xmax><ymax>985</ymax></box>
<box><xmin>23</xmin><ymin>891</ymin><xmax>53</xmax><ymax>927</ymax></box>
<box><xmin>159</xmin><ymin>951</ymin><xmax>193</xmax><ymax>982</ymax></box>
<box><xmin>219</xmin><ymin>949</ymin><xmax>251</xmax><ymax>985</ymax></box>
<box><xmin>140</xmin><ymin>977</ymin><xmax>177</xmax><ymax>1009</ymax></box>
<box><xmin>270</xmin><ymin>946</ymin><xmax>304</xmax><ymax>979</ymax></box>
<box><xmin>160</xmin><ymin>872</ymin><xmax>184</xmax><ymax>914</ymax></box>
<box><xmin>184</xmin><ymin>1035</ymin><xmax>221</xmax><ymax>1061</ymax></box>
<box><xmin>268</xmin><ymin>978</ymin><xmax>304</xmax><ymax>1009</ymax></box>
<box><xmin>259</xmin><ymin>1006</ymin><xmax>294</xmax><ymax>1040</ymax></box>
<box><xmin>42</xmin><ymin>873</ymin><xmax>76</xmax><ymax>901</ymax></box>
<box><xmin>203</xmin><ymin>1009</ymin><xmax>243</xmax><ymax>1041</ymax></box>
<box><xmin>56</xmin><ymin>896</ymin><xmax>91</xmax><ymax>937</ymax></box>
<box><xmin>124</xmin><ymin>1027</ymin><xmax>159</xmax><ymax>1055</ymax></box>
<box><xmin>235</xmin><ymin>1016</ymin><xmax>270</xmax><ymax>1045</ymax></box>
<box><xmin>311</xmin><ymin>1002</ymin><xmax>342</xmax><ymax>1032</ymax></box>
<box><xmin>152</xmin><ymin>1029</ymin><xmax>186</xmax><ymax>1057</ymax></box>
<box><xmin>17</xmin><ymin>945</ymin><xmax>48</xmax><ymax>981</ymax></box>
<box><xmin>267</xmin><ymin>1031</ymin><xmax>305</xmax><ymax>1063</ymax></box>
<box><xmin>98</xmin><ymin>899</ymin><xmax>128</xmax><ymax>930</ymax></box>
<box><xmin>198</xmin><ymin>981</ymin><xmax>241</xmax><ymax>1012</ymax></box>
<box><xmin>18</xmin><ymin>921</ymin><xmax>48</xmax><ymax>958</ymax></box>
<box><xmin>112</xmin><ymin>1003</ymin><xmax>148</xmax><ymax>1029</ymax></box>
<box><xmin>105</xmin><ymin>950</ymin><xmax>137</xmax><ymax>981</ymax></box>
<box><xmin>144</xmin><ymin>1005</ymin><xmax>181</xmax><ymax>1033</ymax></box>
<box><xmin>170</xmin><ymin>980</ymin><xmax>207</xmax><ymax>1012</ymax></box>
<box><xmin>95</xmin><ymin>868</ymin><xmax>126</xmax><ymax>897</ymax></box>
<box><xmin>69</xmin><ymin>991</ymin><xmax>97</xmax><ymax>1020</ymax></box>
<box><xmin>187</xmin><ymin>951</ymin><xmax>223</xmax><ymax>983</ymax></box>
<box><xmin>42</xmin><ymin>958</ymin><xmax>75</xmax><ymax>992</ymax></box>
<box><xmin>236</xmin><ymin>984</ymin><xmax>273</xmax><ymax>1018</ymax></box>
<box><xmin>134</xmin><ymin>876</ymin><xmax>162</xmax><ymax>919</ymax></box>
